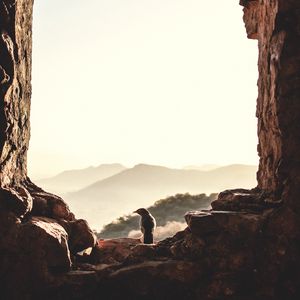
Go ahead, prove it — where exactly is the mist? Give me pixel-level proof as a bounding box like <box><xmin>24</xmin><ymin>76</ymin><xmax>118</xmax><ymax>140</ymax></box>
<box><xmin>28</xmin><ymin>0</ymin><xmax>258</xmax><ymax>179</ymax></box>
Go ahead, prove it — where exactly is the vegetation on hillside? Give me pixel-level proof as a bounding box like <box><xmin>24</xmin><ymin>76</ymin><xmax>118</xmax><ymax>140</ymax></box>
<box><xmin>98</xmin><ymin>193</ymin><xmax>217</xmax><ymax>239</ymax></box>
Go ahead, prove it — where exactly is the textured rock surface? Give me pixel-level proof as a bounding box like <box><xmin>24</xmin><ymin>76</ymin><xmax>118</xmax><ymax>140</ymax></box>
<box><xmin>63</xmin><ymin>219</ymin><xmax>97</xmax><ymax>254</ymax></box>
<box><xmin>21</xmin><ymin>217</ymin><xmax>71</xmax><ymax>271</ymax></box>
<box><xmin>241</xmin><ymin>0</ymin><xmax>300</xmax><ymax>204</ymax></box>
<box><xmin>90</xmin><ymin>238</ymin><xmax>142</xmax><ymax>264</ymax></box>
<box><xmin>0</xmin><ymin>0</ymin><xmax>33</xmax><ymax>187</ymax></box>
<box><xmin>2</xmin><ymin>207</ymin><xmax>297</xmax><ymax>300</ymax></box>
<box><xmin>0</xmin><ymin>214</ymin><xmax>72</xmax><ymax>299</ymax></box>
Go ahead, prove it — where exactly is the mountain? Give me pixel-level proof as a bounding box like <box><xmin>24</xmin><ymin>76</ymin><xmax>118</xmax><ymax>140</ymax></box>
<box><xmin>65</xmin><ymin>164</ymin><xmax>257</xmax><ymax>230</ymax></box>
<box><xmin>36</xmin><ymin>163</ymin><xmax>127</xmax><ymax>194</ymax></box>
<box><xmin>183</xmin><ymin>164</ymin><xmax>220</xmax><ymax>171</ymax></box>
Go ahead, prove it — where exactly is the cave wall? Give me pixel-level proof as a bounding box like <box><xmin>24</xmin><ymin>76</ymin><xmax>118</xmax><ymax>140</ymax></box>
<box><xmin>0</xmin><ymin>0</ymin><xmax>33</xmax><ymax>188</ymax></box>
<box><xmin>242</xmin><ymin>0</ymin><xmax>300</xmax><ymax>205</ymax></box>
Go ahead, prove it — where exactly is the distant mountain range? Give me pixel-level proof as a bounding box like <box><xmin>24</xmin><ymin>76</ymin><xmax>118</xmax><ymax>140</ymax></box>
<box><xmin>36</xmin><ymin>163</ymin><xmax>126</xmax><ymax>194</ymax></box>
<box><xmin>183</xmin><ymin>164</ymin><xmax>220</xmax><ymax>171</ymax></box>
<box><xmin>59</xmin><ymin>163</ymin><xmax>257</xmax><ymax>230</ymax></box>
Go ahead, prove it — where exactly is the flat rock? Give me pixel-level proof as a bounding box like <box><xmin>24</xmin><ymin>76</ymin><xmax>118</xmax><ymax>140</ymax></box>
<box><xmin>185</xmin><ymin>211</ymin><xmax>220</xmax><ymax>235</ymax></box>
<box><xmin>90</xmin><ymin>238</ymin><xmax>141</xmax><ymax>264</ymax></box>
<box><xmin>185</xmin><ymin>210</ymin><xmax>263</xmax><ymax>238</ymax></box>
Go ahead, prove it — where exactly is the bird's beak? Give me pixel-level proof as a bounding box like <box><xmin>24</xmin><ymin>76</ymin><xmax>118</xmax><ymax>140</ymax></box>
<box><xmin>133</xmin><ymin>210</ymin><xmax>138</xmax><ymax>214</ymax></box>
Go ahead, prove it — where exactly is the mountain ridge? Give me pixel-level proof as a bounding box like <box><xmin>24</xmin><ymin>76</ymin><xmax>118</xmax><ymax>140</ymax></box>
<box><xmin>36</xmin><ymin>163</ymin><xmax>127</xmax><ymax>194</ymax></box>
<box><xmin>64</xmin><ymin>163</ymin><xmax>257</xmax><ymax>230</ymax></box>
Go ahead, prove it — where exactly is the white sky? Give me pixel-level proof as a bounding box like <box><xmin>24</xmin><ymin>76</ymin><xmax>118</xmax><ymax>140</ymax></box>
<box><xmin>28</xmin><ymin>0</ymin><xmax>259</xmax><ymax>179</ymax></box>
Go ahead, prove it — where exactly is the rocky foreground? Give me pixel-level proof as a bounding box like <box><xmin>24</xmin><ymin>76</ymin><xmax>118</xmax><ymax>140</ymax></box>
<box><xmin>2</xmin><ymin>187</ymin><xmax>297</xmax><ymax>300</ymax></box>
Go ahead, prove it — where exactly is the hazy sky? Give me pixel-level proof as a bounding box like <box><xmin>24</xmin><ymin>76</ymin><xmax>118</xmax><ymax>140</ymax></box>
<box><xmin>28</xmin><ymin>0</ymin><xmax>259</xmax><ymax>178</ymax></box>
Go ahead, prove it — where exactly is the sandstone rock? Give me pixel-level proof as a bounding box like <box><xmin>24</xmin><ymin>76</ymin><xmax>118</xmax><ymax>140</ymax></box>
<box><xmin>20</xmin><ymin>217</ymin><xmax>72</xmax><ymax>273</ymax></box>
<box><xmin>0</xmin><ymin>0</ymin><xmax>34</xmax><ymax>187</ymax></box>
<box><xmin>0</xmin><ymin>211</ymin><xmax>20</xmax><ymax>292</ymax></box>
<box><xmin>28</xmin><ymin>185</ymin><xmax>73</xmax><ymax>220</ymax></box>
<box><xmin>99</xmin><ymin>260</ymin><xmax>203</xmax><ymax>299</ymax></box>
<box><xmin>185</xmin><ymin>211</ymin><xmax>220</xmax><ymax>235</ymax></box>
<box><xmin>170</xmin><ymin>232</ymin><xmax>205</xmax><ymax>260</ymax></box>
<box><xmin>131</xmin><ymin>244</ymin><xmax>157</xmax><ymax>258</ymax></box>
<box><xmin>241</xmin><ymin>0</ymin><xmax>300</xmax><ymax>204</ymax></box>
<box><xmin>0</xmin><ymin>187</ymin><xmax>32</xmax><ymax>217</ymax></box>
<box><xmin>1</xmin><ymin>216</ymin><xmax>72</xmax><ymax>299</ymax></box>
<box><xmin>240</xmin><ymin>0</ymin><xmax>259</xmax><ymax>39</ymax></box>
<box><xmin>211</xmin><ymin>188</ymin><xmax>262</xmax><ymax>211</ymax></box>
<box><xmin>212</xmin><ymin>188</ymin><xmax>283</xmax><ymax>212</ymax></box>
<box><xmin>90</xmin><ymin>238</ymin><xmax>141</xmax><ymax>264</ymax></box>
<box><xmin>185</xmin><ymin>210</ymin><xmax>264</xmax><ymax>238</ymax></box>
<box><xmin>67</xmin><ymin>219</ymin><xmax>97</xmax><ymax>254</ymax></box>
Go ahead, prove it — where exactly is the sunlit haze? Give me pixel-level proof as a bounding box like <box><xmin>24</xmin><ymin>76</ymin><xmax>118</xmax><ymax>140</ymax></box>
<box><xmin>28</xmin><ymin>0</ymin><xmax>259</xmax><ymax>179</ymax></box>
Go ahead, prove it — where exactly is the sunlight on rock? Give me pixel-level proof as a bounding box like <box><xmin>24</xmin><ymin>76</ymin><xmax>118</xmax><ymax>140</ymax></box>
<box><xmin>77</xmin><ymin>247</ymin><xmax>93</xmax><ymax>256</ymax></box>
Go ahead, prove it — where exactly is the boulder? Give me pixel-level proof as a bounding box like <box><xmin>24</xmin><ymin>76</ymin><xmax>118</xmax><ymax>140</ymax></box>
<box><xmin>30</xmin><ymin>189</ymin><xmax>73</xmax><ymax>220</ymax></box>
<box><xmin>90</xmin><ymin>238</ymin><xmax>141</xmax><ymax>264</ymax></box>
<box><xmin>0</xmin><ymin>187</ymin><xmax>32</xmax><ymax>217</ymax></box>
<box><xmin>20</xmin><ymin>217</ymin><xmax>71</xmax><ymax>273</ymax></box>
<box><xmin>211</xmin><ymin>188</ymin><xmax>265</xmax><ymax>212</ymax></box>
<box><xmin>185</xmin><ymin>210</ymin><xmax>264</xmax><ymax>239</ymax></box>
<box><xmin>1</xmin><ymin>216</ymin><xmax>71</xmax><ymax>299</ymax></box>
<box><xmin>66</xmin><ymin>219</ymin><xmax>97</xmax><ymax>254</ymax></box>
<box><xmin>185</xmin><ymin>211</ymin><xmax>220</xmax><ymax>235</ymax></box>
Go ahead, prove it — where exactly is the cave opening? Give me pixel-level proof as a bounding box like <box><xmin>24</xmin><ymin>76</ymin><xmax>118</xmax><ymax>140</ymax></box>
<box><xmin>28</xmin><ymin>0</ymin><xmax>259</xmax><ymax>233</ymax></box>
<box><xmin>29</xmin><ymin>0</ymin><xmax>259</xmax><ymax>176</ymax></box>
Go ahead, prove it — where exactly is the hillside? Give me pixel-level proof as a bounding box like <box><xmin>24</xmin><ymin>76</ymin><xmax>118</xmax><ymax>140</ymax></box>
<box><xmin>65</xmin><ymin>164</ymin><xmax>257</xmax><ymax>230</ymax></box>
<box><xmin>183</xmin><ymin>164</ymin><xmax>220</xmax><ymax>171</ymax></box>
<box><xmin>99</xmin><ymin>193</ymin><xmax>217</xmax><ymax>240</ymax></box>
<box><xmin>36</xmin><ymin>163</ymin><xmax>126</xmax><ymax>194</ymax></box>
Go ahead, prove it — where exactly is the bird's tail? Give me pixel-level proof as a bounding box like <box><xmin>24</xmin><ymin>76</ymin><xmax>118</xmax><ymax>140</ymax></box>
<box><xmin>143</xmin><ymin>231</ymin><xmax>154</xmax><ymax>244</ymax></box>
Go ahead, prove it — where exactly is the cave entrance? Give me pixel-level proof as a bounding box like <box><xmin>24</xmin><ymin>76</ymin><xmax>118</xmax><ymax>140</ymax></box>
<box><xmin>28</xmin><ymin>0</ymin><xmax>259</xmax><ymax>232</ymax></box>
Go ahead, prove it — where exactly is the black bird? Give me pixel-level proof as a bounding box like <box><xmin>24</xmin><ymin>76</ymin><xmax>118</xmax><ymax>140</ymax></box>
<box><xmin>134</xmin><ymin>208</ymin><xmax>156</xmax><ymax>244</ymax></box>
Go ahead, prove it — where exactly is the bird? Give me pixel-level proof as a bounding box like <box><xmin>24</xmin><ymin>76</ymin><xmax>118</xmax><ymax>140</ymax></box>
<box><xmin>133</xmin><ymin>208</ymin><xmax>156</xmax><ymax>244</ymax></box>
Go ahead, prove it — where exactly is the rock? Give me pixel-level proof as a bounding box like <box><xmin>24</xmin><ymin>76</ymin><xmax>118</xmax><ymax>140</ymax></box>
<box><xmin>185</xmin><ymin>210</ymin><xmax>264</xmax><ymax>238</ymax></box>
<box><xmin>66</xmin><ymin>219</ymin><xmax>97</xmax><ymax>254</ymax></box>
<box><xmin>211</xmin><ymin>188</ymin><xmax>283</xmax><ymax>212</ymax></box>
<box><xmin>242</xmin><ymin>0</ymin><xmax>300</xmax><ymax>204</ymax></box>
<box><xmin>0</xmin><ymin>211</ymin><xmax>20</xmax><ymax>291</ymax></box>
<box><xmin>1</xmin><ymin>216</ymin><xmax>71</xmax><ymax>299</ymax></box>
<box><xmin>185</xmin><ymin>211</ymin><xmax>220</xmax><ymax>235</ymax></box>
<box><xmin>29</xmin><ymin>187</ymin><xmax>73</xmax><ymax>221</ymax></box>
<box><xmin>20</xmin><ymin>217</ymin><xmax>72</xmax><ymax>273</ymax></box>
<box><xmin>99</xmin><ymin>260</ymin><xmax>204</xmax><ymax>299</ymax></box>
<box><xmin>170</xmin><ymin>232</ymin><xmax>205</xmax><ymax>260</ymax></box>
<box><xmin>89</xmin><ymin>238</ymin><xmax>141</xmax><ymax>264</ymax></box>
<box><xmin>0</xmin><ymin>187</ymin><xmax>32</xmax><ymax>217</ymax></box>
<box><xmin>240</xmin><ymin>0</ymin><xmax>259</xmax><ymax>39</ymax></box>
<box><xmin>211</xmin><ymin>188</ymin><xmax>263</xmax><ymax>211</ymax></box>
<box><xmin>131</xmin><ymin>244</ymin><xmax>157</xmax><ymax>258</ymax></box>
<box><xmin>0</xmin><ymin>0</ymin><xmax>34</xmax><ymax>187</ymax></box>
